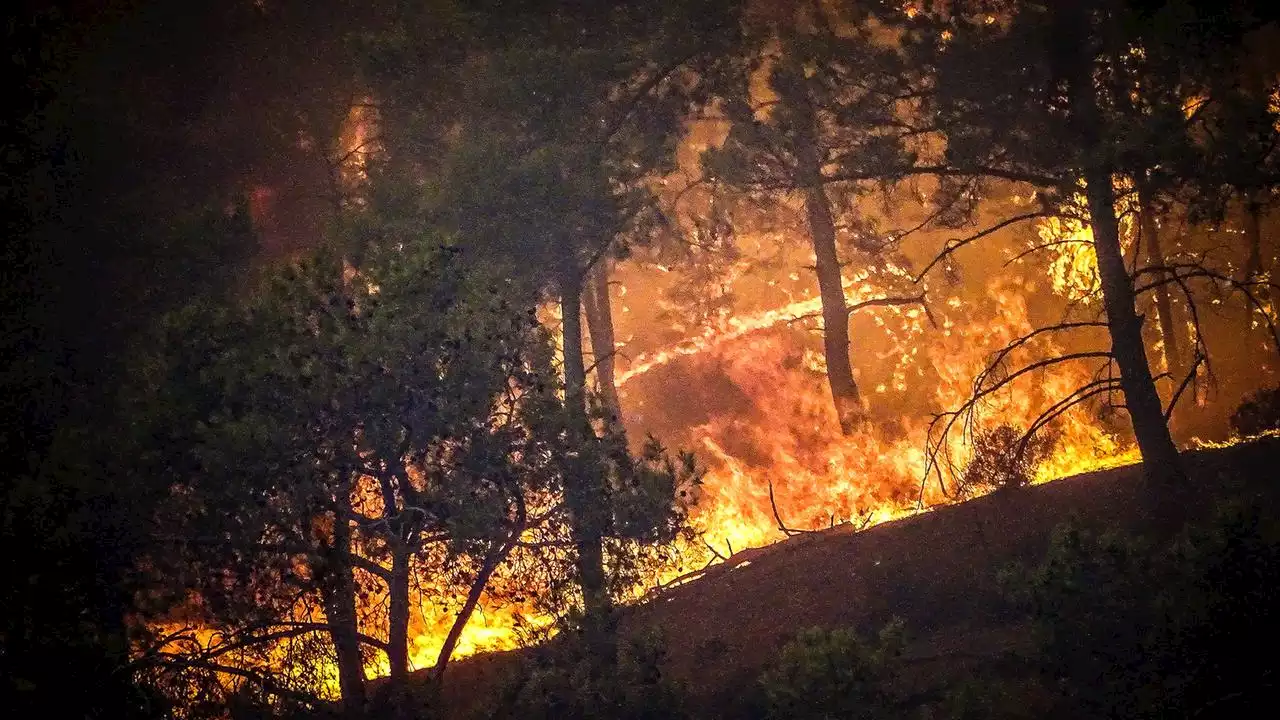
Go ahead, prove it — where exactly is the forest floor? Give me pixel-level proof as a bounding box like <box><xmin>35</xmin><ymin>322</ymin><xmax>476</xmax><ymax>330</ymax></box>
<box><xmin>433</xmin><ymin>434</ymin><xmax>1280</xmax><ymax>718</ymax></box>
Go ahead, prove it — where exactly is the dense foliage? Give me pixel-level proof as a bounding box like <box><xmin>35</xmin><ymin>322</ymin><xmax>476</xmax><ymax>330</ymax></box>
<box><xmin>127</xmin><ymin>224</ymin><xmax>703</xmax><ymax>715</ymax></box>
<box><xmin>756</xmin><ymin>620</ymin><xmax>906</xmax><ymax>720</ymax></box>
<box><xmin>486</xmin><ymin>631</ymin><xmax>686</xmax><ymax>720</ymax></box>
<box><xmin>999</xmin><ymin>504</ymin><xmax>1280</xmax><ymax>718</ymax></box>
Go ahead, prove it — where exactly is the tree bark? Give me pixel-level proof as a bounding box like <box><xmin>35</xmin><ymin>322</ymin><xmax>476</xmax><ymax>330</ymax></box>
<box><xmin>560</xmin><ymin>278</ymin><xmax>615</xmax><ymax>666</ymax></box>
<box><xmin>583</xmin><ymin>260</ymin><xmax>622</xmax><ymax>425</ymax></box>
<box><xmin>1085</xmin><ymin>169</ymin><xmax>1185</xmax><ymax>485</ymax></box>
<box><xmin>386</xmin><ymin>541</ymin><xmax>412</xmax><ymax>685</ymax></box>
<box><xmin>804</xmin><ymin>183</ymin><xmax>863</xmax><ymax>434</ymax></box>
<box><xmin>1244</xmin><ymin>195</ymin><xmax>1264</xmax><ymax>280</ymax></box>
<box><xmin>1137</xmin><ymin>179</ymin><xmax>1182</xmax><ymax>386</ymax></box>
<box><xmin>431</xmin><ymin>542</ymin><xmax>510</xmax><ymax>686</ymax></box>
<box><xmin>322</xmin><ymin>512</ymin><xmax>367</xmax><ymax>716</ymax></box>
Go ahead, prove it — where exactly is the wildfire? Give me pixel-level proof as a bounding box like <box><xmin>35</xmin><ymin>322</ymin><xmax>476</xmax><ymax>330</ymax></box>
<box><xmin>166</xmin><ymin>109</ymin><xmax>1161</xmax><ymax>701</ymax></box>
<box><xmin>159</xmin><ymin>216</ymin><xmax>1160</xmax><ymax>704</ymax></box>
<box><xmin>616</xmin><ymin>272</ymin><xmax>1134</xmax><ymax>564</ymax></box>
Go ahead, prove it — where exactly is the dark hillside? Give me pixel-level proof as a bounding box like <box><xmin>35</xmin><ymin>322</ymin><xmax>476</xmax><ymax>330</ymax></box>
<box><xmin>437</xmin><ymin>435</ymin><xmax>1280</xmax><ymax>718</ymax></box>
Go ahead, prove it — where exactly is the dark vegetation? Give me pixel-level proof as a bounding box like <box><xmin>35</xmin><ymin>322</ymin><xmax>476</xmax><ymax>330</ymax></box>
<box><xmin>1231</xmin><ymin>385</ymin><xmax>1280</xmax><ymax>436</ymax></box>
<box><xmin>955</xmin><ymin>425</ymin><xmax>1058</xmax><ymax>499</ymax></box>
<box><xmin>6</xmin><ymin>0</ymin><xmax>1280</xmax><ymax>718</ymax></box>
<box><xmin>999</xmin><ymin>504</ymin><xmax>1280</xmax><ymax>719</ymax></box>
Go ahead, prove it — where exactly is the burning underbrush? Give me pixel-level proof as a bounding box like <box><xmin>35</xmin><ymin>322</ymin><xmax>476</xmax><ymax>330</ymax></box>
<box><xmin>617</xmin><ymin>272</ymin><xmax>1137</xmax><ymax>562</ymax></box>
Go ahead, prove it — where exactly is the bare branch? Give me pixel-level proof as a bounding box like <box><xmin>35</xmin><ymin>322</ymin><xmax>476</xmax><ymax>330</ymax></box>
<box><xmin>1004</xmin><ymin>238</ymin><xmax>1093</xmax><ymax>267</ymax></box>
<box><xmin>913</xmin><ymin>212</ymin><xmax>1048</xmax><ymax>282</ymax></box>
<box><xmin>821</xmin><ymin>164</ymin><xmax>1065</xmax><ymax>189</ymax></box>
<box><xmin>1165</xmin><ymin>352</ymin><xmax>1206</xmax><ymax>421</ymax></box>
<box><xmin>768</xmin><ymin>477</ymin><xmax>816</xmax><ymax>537</ymax></box>
<box><xmin>1022</xmin><ymin>379</ymin><xmax>1123</xmax><ymax>449</ymax></box>
<box><xmin>981</xmin><ymin>322</ymin><xmax>1110</xmax><ymax>385</ymax></box>
<box><xmin>847</xmin><ymin>293</ymin><xmax>933</xmax><ymax>324</ymax></box>
<box><xmin>921</xmin><ymin>347</ymin><xmax>1114</xmax><ymax>507</ymax></box>
<box><xmin>701</xmin><ymin>537</ymin><xmax>729</xmax><ymax>562</ymax></box>
<box><xmin>1135</xmin><ymin>262</ymin><xmax>1280</xmax><ymax>354</ymax></box>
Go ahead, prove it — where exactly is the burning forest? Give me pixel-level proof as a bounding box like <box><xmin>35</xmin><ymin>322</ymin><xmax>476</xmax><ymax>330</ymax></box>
<box><xmin>8</xmin><ymin>0</ymin><xmax>1280</xmax><ymax>718</ymax></box>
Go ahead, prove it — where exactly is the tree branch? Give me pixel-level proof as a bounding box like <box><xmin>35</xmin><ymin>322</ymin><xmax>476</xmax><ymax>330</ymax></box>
<box><xmin>768</xmin><ymin>477</ymin><xmax>816</xmax><ymax>537</ymax></box>
<box><xmin>913</xmin><ymin>211</ymin><xmax>1049</xmax><ymax>282</ymax></box>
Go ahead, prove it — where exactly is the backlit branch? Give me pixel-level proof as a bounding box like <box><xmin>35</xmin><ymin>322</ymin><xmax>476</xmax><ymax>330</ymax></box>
<box><xmin>1004</xmin><ymin>237</ymin><xmax>1093</xmax><ymax>267</ymax></box>
<box><xmin>1135</xmin><ymin>262</ymin><xmax>1280</xmax><ymax>354</ymax></box>
<box><xmin>1165</xmin><ymin>351</ymin><xmax>1207</xmax><ymax>421</ymax></box>
<box><xmin>920</xmin><ymin>322</ymin><xmax>1115</xmax><ymax>504</ymax></box>
<box><xmin>1021</xmin><ymin>378</ymin><xmax>1124</xmax><ymax>454</ymax></box>
<box><xmin>768</xmin><ymin>477</ymin><xmax>815</xmax><ymax>537</ymax></box>
<box><xmin>913</xmin><ymin>211</ymin><xmax>1049</xmax><ymax>283</ymax></box>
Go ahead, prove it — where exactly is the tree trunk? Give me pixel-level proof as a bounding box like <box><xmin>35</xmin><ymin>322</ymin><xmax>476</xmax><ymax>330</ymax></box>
<box><xmin>1241</xmin><ymin>196</ymin><xmax>1276</xmax><ymax>347</ymax></box>
<box><xmin>560</xmin><ymin>278</ymin><xmax>615</xmax><ymax>666</ymax></box>
<box><xmin>323</xmin><ymin>512</ymin><xmax>367</xmax><ymax>716</ymax></box>
<box><xmin>1085</xmin><ymin>168</ymin><xmax>1185</xmax><ymax>485</ymax></box>
<box><xmin>386</xmin><ymin>541</ymin><xmax>412</xmax><ymax>683</ymax></box>
<box><xmin>431</xmin><ymin>543</ymin><xmax>510</xmax><ymax>686</ymax></box>
<box><xmin>1244</xmin><ymin>195</ymin><xmax>1264</xmax><ymax>280</ymax></box>
<box><xmin>1137</xmin><ymin>180</ymin><xmax>1182</xmax><ymax>387</ymax></box>
<box><xmin>583</xmin><ymin>260</ymin><xmax>622</xmax><ymax>425</ymax></box>
<box><xmin>804</xmin><ymin>184</ymin><xmax>863</xmax><ymax>434</ymax></box>
<box><xmin>1057</xmin><ymin>2</ymin><xmax>1184</xmax><ymax>486</ymax></box>
<box><xmin>790</xmin><ymin>97</ymin><xmax>862</xmax><ymax>434</ymax></box>
<box><xmin>375</xmin><ymin>540</ymin><xmax>413</xmax><ymax>719</ymax></box>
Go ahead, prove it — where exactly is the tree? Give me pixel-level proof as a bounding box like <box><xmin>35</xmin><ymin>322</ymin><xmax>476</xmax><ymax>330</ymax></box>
<box><xmin>584</xmin><ymin>260</ymin><xmax>623</xmax><ymax>424</ymax></box>
<box><xmin>1175</xmin><ymin>13</ymin><xmax>1280</xmax><ymax>283</ymax></box>
<box><xmin>140</xmin><ymin>208</ymin><xmax>702</xmax><ymax>718</ymax></box>
<box><xmin>892</xmin><ymin>0</ymin><xmax>1275</xmax><ymax>486</ymax></box>
<box><xmin>702</xmin><ymin>1</ymin><xmax>930</xmax><ymax>433</ymax></box>
<box><xmin>2</xmin><ymin>2</ymin><xmax>277</xmax><ymax>714</ymax></box>
<box><xmin>359</xmin><ymin>0</ymin><xmax>736</xmax><ymax>668</ymax></box>
<box><xmin>138</xmin><ymin>236</ymin><xmax>572</xmax><ymax>715</ymax></box>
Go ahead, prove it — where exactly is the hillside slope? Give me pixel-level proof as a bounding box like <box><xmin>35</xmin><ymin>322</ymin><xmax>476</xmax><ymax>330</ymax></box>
<box><xmin>439</xmin><ymin>436</ymin><xmax>1280</xmax><ymax>717</ymax></box>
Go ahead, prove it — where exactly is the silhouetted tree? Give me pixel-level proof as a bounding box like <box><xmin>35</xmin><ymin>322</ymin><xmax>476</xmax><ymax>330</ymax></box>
<box><xmin>359</xmin><ymin>0</ymin><xmax>736</xmax><ymax>668</ymax></box>
<box><xmin>703</xmin><ymin>0</ymin><xmax>929</xmax><ymax>433</ymax></box>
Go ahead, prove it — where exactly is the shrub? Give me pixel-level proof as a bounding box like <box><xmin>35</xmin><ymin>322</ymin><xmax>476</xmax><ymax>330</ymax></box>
<box><xmin>757</xmin><ymin>619</ymin><xmax>905</xmax><ymax>720</ymax></box>
<box><xmin>1230</xmin><ymin>385</ymin><xmax>1280</xmax><ymax>436</ymax></box>
<box><xmin>955</xmin><ymin>425</ymin><xmax>1056</xmax><ymax>499</ymax></box>
<box><xmin>485</xmin><ymin>630</ymin><xmax>685</xmax><ymax>720</ymax></box>
<box><xmin>1153</xmin><ymin>502</ymin><xmax>1280</xmax><ymax>717</ymax></box>
<box><xmin>1002</xmin><ymin>504</ymin><xmax>1280</xmax><ymax>718</ymax></box>
<box><xmin>999</xmin><ymin>521</ymin><xmax>1157</xmax><ymax>718</ymax></box>
<box><xmin>939</xmin><ymin>675</ymin><xmax>1041</xmax><ymax>720</ymax></box>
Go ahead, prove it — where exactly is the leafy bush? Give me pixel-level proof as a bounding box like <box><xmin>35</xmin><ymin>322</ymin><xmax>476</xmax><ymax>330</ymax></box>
<box><xmin>485</xmin><ymin>631</ymin><xmax>685</xmax><ymax>720</ymax></box>
<box><xmin>1002</xmin><ymin>504</ymin><xmax>1280</xmax><ymax>718</ymax></box>
<box><xmin>1230</xmin><ymin>385</ymin><xmax>1280</xmax><ymax>436</ymax></box>
<box><xmin>999</xmin><ymin>521</ymin><xmax>1157</xmax><ymax>717</ymax></box>
<box><xmin>955</xmin><ymin>425</ymin><xmax>1056</xmax><ymax>499</ymax></box>
<box><xmin>757</xmin><ymin>619</ymin><xmax>905</xmax><ymax>720</ymax></box>
<box><xmin>939</xmin><ymin>675</ymin><xmax>1040</xmax><ymax>720</ymax></box>
<box><xmin>1153</xmin><ymin>502</ymin><xmax>1280</xmax><ymax>716</ymax></box>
